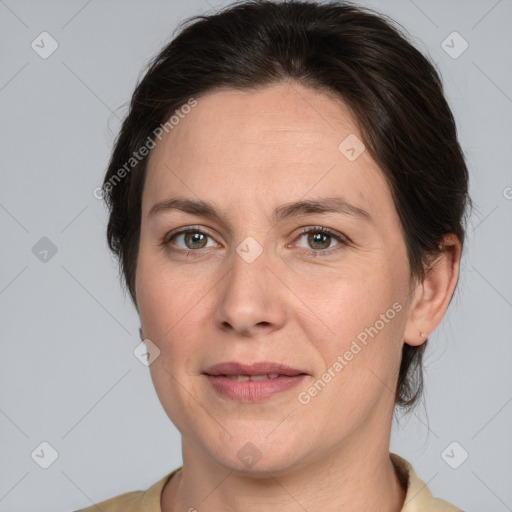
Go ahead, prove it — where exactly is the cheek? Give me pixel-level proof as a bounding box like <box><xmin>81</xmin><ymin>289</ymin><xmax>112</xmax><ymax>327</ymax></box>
<box><xmin>299</xmin><ymin>283</ymin><xmax>406</xmax><ymax>424</ymax></box>
<box><xmin>136</xmin><ymin>246</ymin><xmax>196</xmax><ymax>337</ymax></box>
<box><xmin>293</xmin><ymin>256</ymin><xmax>400</xmax><ymax>335</ymax></box>
<box><xmin>292</xmin><ymin>257</ymin><xmax>408</xmax><ymax>392</ymax></box>
<box><xmin>137</xmin><ymin>258</ymin><xmax>205</xmax><ymax>428</ymax></box>
<box><xmin>135</xmin><ymin>251</ymin><xmax>210</xmax><ymax>383</ymax></box>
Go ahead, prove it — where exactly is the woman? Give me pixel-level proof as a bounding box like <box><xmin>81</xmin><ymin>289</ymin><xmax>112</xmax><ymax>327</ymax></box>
<box><xmin>78</xmin><ymin>0</ymin><xmax>470</xmax><ymax>510</ymax></box>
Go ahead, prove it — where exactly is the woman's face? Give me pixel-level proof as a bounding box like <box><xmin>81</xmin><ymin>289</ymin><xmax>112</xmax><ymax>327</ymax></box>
<box><xmin>136</xmin><ymin>82</ymin><xmax>419</xmax><ymax>473</ymax></box>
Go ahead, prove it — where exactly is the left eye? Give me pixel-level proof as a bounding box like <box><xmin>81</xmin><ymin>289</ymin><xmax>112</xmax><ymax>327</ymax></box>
<box><xmin>295</xmin><ymin>228</ymin><xmax>343</xmax><ymax>251</ymax></box>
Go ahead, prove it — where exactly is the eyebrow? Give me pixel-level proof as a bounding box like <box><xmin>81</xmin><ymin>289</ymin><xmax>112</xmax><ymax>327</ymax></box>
<box><xmin>148</xmin><ymin>196</ymin><xmax>373</xmax><ymax>224</ymax></box>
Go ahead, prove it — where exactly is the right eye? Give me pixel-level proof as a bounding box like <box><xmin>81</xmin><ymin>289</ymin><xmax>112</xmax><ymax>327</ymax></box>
<box><xmin>163</xmin><ymin>226</ymin><xmax>220</xmax><ymax>254</ymax></box>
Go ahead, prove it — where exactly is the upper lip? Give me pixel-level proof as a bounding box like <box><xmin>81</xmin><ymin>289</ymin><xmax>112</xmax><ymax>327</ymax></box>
<box><xmin>204</xmin><ymin>361</ymin><xmax>306</xmax><ymax>376</ymax></box>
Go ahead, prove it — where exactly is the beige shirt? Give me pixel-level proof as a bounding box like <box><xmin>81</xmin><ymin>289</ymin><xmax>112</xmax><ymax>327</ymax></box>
<box><xmin>76</xmin><ymin>452</ymin><xmax>462</xmax><ymax>511</ymax></box>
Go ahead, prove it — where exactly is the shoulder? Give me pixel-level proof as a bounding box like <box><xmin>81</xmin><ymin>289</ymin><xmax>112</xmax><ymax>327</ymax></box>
<box><xmin>429</xmin><ymin>496</ymin><xmax>464</xmax><ymax>511</ymax></box>
<box><xmin>75</xmin><ymin>489</ymin><xmax>146</xmax><ymax>512</ymax></box>
<box><xmin>74</xmin><ymin>468</ymin><xmax>181</xmax><ymax>512</ymax></box>
<box><xmin>390</xmin><ymin>452</ymin><xmax>463</xmax><ymax>512</ymax></box>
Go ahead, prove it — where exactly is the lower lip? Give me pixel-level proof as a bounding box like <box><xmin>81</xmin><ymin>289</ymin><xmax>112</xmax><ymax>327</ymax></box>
<box><xmin>205</xmin><ymin>374</ymin><xmax>307</xmax><ymax>402</ymax></box>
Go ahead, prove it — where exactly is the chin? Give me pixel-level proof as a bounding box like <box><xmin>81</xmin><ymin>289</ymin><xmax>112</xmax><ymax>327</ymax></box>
<box><xmin>204</xmin><ymin>435</ymin><xmax>309</xmax><ymax>477</ymax></box>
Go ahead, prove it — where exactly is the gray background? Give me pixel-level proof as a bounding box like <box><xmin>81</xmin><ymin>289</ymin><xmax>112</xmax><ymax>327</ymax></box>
<box><xmin>1</xmin><ymin>0</ymin><xmax>511</xmax><ymax>511</ymax></box>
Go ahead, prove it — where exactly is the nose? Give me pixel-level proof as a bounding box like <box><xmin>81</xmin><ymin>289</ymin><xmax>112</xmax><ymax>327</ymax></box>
<box><xmin>213</xmin><ymin>246</ymin><xmax>287</xmax><ymax>338</ymax></box>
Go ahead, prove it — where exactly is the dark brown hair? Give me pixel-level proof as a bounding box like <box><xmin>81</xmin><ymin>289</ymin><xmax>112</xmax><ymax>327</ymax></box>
<box><xmin>102</xmin><ymin>0</ymin><xmax>471</xmax><ymax>413</ymax></box>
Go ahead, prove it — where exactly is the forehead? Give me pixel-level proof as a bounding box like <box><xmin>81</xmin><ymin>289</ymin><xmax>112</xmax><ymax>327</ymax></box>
<box><xmin>151</xmin><ymin>82</ymin><xmax>362</xmax><ymax>156</ymax></box>
<box><xmin>143</xmin><ymin>82</ymin><xmax>393</xmax><ymax>223</ymax></box>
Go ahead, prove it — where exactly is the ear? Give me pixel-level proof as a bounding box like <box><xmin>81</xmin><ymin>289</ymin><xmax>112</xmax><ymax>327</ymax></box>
<box><xmin>403</xmin><ymin>234</ymin><xmax>461</xmax><ymax>346</ymax></box>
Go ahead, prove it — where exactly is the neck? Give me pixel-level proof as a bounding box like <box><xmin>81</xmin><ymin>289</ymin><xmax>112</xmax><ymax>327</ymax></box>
<box><xmin>162</xmin><ymin>420</ymin><xmax>406</xmax><ymax>512</ymax></box>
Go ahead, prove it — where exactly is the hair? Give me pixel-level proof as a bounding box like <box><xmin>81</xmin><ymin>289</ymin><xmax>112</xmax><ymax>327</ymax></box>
<box><xmin>102</xmin><ymin>0</ymin><xmax>471</xmax><ymax>413</ymax></box>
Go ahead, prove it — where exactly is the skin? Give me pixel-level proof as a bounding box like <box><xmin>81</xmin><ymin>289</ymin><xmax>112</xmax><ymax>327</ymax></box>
<box><xmin>135</xmin><ymin>81</ymin><xmax>461</xmax><ymax>512</ymax></box>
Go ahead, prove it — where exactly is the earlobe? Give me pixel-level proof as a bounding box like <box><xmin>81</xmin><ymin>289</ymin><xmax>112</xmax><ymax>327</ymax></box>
<box><xmin>403</xmin><ymin>234</ymin><xmax>461</xmax><ymax>346</ymax></box>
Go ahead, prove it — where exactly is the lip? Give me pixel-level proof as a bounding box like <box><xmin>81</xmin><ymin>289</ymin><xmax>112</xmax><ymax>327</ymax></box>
<box><xmin>204</xmin><ymin>361</ymin><xmax>306</xmax><ymax>377</ymax></box>
<box><xmin>203</xmin><ymin>361</ymin><xmax>308</xmax><ymax>402</ymax></box>
<box><xmin>205</xmin><ymin>374</ymin><xmax>307</xmax><ymax>402</ymax></box>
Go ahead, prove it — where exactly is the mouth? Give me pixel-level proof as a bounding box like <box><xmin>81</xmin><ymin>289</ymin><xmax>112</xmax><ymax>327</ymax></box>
<box><xmin>220</xmin><ymin>373</ymin><xmax>286</xmax><ymax>381</ymax></box>
<box><xmin>204</xmin><ymin>361</ymin><xmax>307</xmax><ymax>377</ymax></box>
<box><xmin>203</xmin><ymin>361</ymin><xmax>308</xmax><ymax>402</ymax></box>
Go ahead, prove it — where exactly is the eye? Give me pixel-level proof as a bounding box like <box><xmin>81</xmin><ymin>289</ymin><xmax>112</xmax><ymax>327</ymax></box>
<box><xmin>162</xmin><ymin>225</ymin><xmax>348</xmax><ymax>258</ymax></box>
<box><xmin>293</xmin><ymin>226</ymin><xmax>347</xmax><ymax>255</ymax></box>
<box><xmin>164</xmin><ymin>227</ymin><xmax>218</xmax><ymax>252</ymax></box>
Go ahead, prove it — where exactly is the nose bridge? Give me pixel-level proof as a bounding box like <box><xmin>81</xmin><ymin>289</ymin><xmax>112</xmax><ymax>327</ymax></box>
<box><xmin>226</xmin><ymin>235</ymin><xmax>270</xmax><ymax>308</ymax></box>
<box><xmin>214</xmin><ymin>234</ymin><xmax>285</xmax><ymax>335</ymax></box>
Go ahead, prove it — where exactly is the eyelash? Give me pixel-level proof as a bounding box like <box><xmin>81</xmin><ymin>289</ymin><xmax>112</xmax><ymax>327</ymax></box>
<box><xmin>162</xmin><ymin>225</ymin><xmax>348</xmax><ymax>258</ymax></box>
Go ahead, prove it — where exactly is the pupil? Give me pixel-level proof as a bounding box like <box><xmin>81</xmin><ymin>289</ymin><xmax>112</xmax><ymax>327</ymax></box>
<box><xmin>309</xmin><ymin>232</ymin><xmax>329</xmax><ymax>249</ymax></box>
<box><xmin>186</xmin><ymin>232</ymin><xmax>206</xmax><ymax>248</ymax></box>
